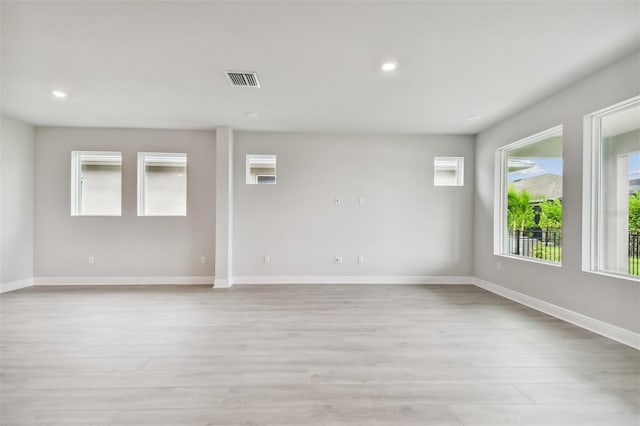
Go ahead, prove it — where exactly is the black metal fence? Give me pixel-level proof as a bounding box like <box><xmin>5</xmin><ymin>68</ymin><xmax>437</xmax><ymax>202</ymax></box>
<box><xmin>507</xmin><ymin>229</ymin><xmax>639</xmax><ymax>275</ymax></box>
<box><xmin>631</xmin><ymin>233</ymin><xmax>640</xmax><ymax>276</ymax></box>
<box><xmin>508</xmin><ymin>229</ymin><xmax>562</xmax><ymax>262</ymax></box>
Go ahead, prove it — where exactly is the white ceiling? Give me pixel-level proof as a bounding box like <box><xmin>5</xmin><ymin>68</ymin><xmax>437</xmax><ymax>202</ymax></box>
<box><xmin>1</xmin><ymin>1</ymin><xmax>639</xmax><ymax>134</ymax></box>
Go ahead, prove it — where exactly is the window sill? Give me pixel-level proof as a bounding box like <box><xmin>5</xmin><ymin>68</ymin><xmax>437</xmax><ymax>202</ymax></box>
<box><xmin>495</xmin><ymin>253</ymin><xmax>562</xmax><ymax>268</ymax></box>
<box><xmin>582</xmin><ymin>269</ymin><xmax>640</xmax><ymax>283</ymax></box>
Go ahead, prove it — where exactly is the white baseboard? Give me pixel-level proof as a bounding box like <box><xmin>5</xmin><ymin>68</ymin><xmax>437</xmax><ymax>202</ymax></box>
<box><xmin>213</xmin><ymin>278</ymin><xmax>232</xmax><ymax>288</ymax></box>
<box><xmin>472</xmin><ymin>277</ymin><xmax>640</xmax><ymax>350</ymax></box>
<box><xmin>34</xmin><ymin>276</ymin><xmax>214</xmax><ymax>286</ymax></box>
<box><xmin>232</xmin><ymin>275</ymin><xmax>473</xmax><ymax>285</ymax></box>
<box><xmin>1</xmin><ymin>277</ymin><xmax>34</xmax><ymax>294</ymax></box>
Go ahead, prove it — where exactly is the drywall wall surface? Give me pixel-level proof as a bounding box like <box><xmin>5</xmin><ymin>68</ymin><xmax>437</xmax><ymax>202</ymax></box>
<box><xmin>1</xmin><ymin>115</ymin><xmax>35</xmax><ymax>286</ymax></box>
<box><xmin>233</xmin><ymin>132</ymin><xmax>474</xmax><ymax>277</ymax></box>
<box><xmin>34</xmin><ymin>127</ymin><xmax>215</xmax><ymax>278</ymax></box>
<box><xmin>474</xmin><ymin>51</ymin><xmax>640</xmax><ymax>332</ymax></box>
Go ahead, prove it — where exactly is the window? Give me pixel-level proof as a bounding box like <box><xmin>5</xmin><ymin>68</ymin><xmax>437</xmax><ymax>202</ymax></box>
<box><xmin>495</xmin><ymin>126</ymin><xmax>563</xmax><ymax>264</ymax></box>
<box><xmin>246</xmin><ymin>154</ymin><xmax>276</xmax><ymax>184</ymax></box>
<box><xmin>71</xmin><ymin>151</ymin><xmax>122</xmax><ymax>216</ymax></box>
<box><xmin>137</xmin><ymin>153</ymin><xmax>187</xmax><ymax>216</ymax></box>
<box><xmin>584</xmin><ymin>96</ymin><xmax>640</xmax><ymax>280</ymax></box>
<box><xmin>434</xmin><ymin>157</ymin><xmax>464</xmax><ymax>186</ymax></box>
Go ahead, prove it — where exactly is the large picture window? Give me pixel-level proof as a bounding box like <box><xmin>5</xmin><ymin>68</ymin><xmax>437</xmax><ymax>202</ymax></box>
<box><xmin>583</xmin><ymin>96</ymin><xmax>640</xmax><ymax>280</ymax></box>
<box><xmin>495</xmin><ymin>126</ymin><xmax>563</xmax><ymax>264</ymax></box>
<box><xmin>71</xmin><ymin>151</ymin><xmax>122</xmax><ymax>216</ymax></box>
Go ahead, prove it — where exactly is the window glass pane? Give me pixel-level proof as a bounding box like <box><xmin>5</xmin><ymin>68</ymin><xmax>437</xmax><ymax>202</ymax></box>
<box><xmin>434</xmin><ymin>157</ymin><xmax>463</xmax><ymax>186</ymax></box>
<box><xmin>246</xmin><ymin>154</ymin><xmax>276</xmax><ymax>184</ymax></box>
<box><xmin>71</xmin><ymin>151</ymin><xmax>121</xmax><ymax>216</ymax></box>
<box><xmin>138</xmin><ymin>153</ymin><xmax>187</xmax><ymax>216</ymax></box>
<box><xmin>499</xmin><ymin>128</ymin><xmax>563</xmax><ymax>263</ymax></box>
<box><xmin>598</xmin><ymin>103</ymin><xmax>640</xmax><ymax>276</ymax></box>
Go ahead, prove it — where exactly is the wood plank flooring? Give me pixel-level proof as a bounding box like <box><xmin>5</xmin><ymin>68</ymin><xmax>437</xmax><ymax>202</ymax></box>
<box><xmin>1</xmin><ymin>284</ymin><xmax>638</xmax><ymax>425</ymax></box>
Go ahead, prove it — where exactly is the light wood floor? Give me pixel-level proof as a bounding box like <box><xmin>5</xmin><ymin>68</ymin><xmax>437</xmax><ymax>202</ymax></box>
<box><xmin>1</xmin><ymin>284</ymin><xmax>638</xmax><ymax>425</ymax></box>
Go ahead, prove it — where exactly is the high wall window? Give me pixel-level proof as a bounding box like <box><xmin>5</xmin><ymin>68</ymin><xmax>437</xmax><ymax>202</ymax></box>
<box><xmin>434</xmin><ymin>157</ymin><xmax>464</xmax><ymax>186</ymax></box>
<box><xmin>137</xmin><ymin>153</ymin><xmax>187</xmax><ymax>216</ymax></box>
<box><xmin>246</xmin><ymin>154</ymin><xmax>276</xmax><ymax>184</ymax></box>
<box><xmin>584</xmin><ymin>96</ymin><xmax>640</xmax><ymax>279</ymax></box>
<box><xmin>495</xmin><ymin>126</ymin><xmax>563</xmax><ymax>264</ymax></box>
<box><xmin>71</xmin><ymin>151</ymin><xmax>122</xmax><ymax>216</ymax></box>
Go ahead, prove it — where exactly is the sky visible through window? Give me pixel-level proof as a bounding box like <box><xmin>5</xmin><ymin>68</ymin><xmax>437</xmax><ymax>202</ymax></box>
<box><xmin>508</xmin><ymin>152</ymin><xmax>639</xmax><ymax>186</ymax></box>
<box><xmin>508</xmin><ymin>158</ymin><xmax>563</xmax><ymax>182</ymax></box>
<box><xmin>629</xmin><ymin>151</ymin><xmax>640</xmax><ymax>195</ymax></box>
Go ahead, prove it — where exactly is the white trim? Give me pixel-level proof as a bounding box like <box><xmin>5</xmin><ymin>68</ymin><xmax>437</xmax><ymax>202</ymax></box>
<box><xmin>233</xmin><ymin>275</ymin><xmax>473</xmax><ymax>285</ymax></box>
<box><xmin>1</xmin><ymin>278</ymin><xmax>34</xmax><ymax>294</ymax></box>
<box><xmin>70</xmin><ymin>150</ymin><xmax>122</xmax><ymax>217</ymax></box>
<box><xmin>433</xmin><ymin>156</ymin><xmax>464</xmax><ymax>187</ymax></box>
<box><xmin>213</xmin><ymin>278</ymin><xmax>233</xmax><ymax>288</ymax></box>
<box><xmin>472</xmin><ymin>277</ymin><xmax>640</xmax><ymax>350</ymax></box>
<box><xmin>34</xmin><ymin>276</ymin><xmax>213</xmax><ymax>286</ymax></box>
<box><xmin>582</xmin><ymin>95</ymin><xmax>640</xmax><ymax>281</ymax></box>
<box><xmin>494</xmin><ymin>125</ymin><xmax>563</xmax><ymax>258</ymax></box>
<box><xmin>495</xmin><ymin>254</ymin><xmax>562</xmax><ymax>268</ymax></box>
<box><xmin>137</xmin><ymin>152</ymin><xmax>187</xmax><ymax>217</ymax></box>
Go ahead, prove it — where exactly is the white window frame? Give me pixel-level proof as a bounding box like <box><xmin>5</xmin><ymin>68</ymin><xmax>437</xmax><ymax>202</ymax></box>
<box><xmin>433</xmin><ymin>157</ymin><xmax>464</xmax><ymax>187</ymax></box>
<box><xmin>246</xmin><ymin>154</ymin><xmax>277</xmax><ymax>185</ymax></box>
<box><xmin>70</xmin><ymin>151</ymin><xmax>122</xmax><ymax>216</ymax></box>
<box><xmin>582</xmin><ymin>95</ymin><xmax>640</xmax><ymax>282</ymax></box>
<box><xmin>137</xmin><ymin>152</ymin><xmax>187</xmax><ymax>217</ymax></box>
<box><xmin>493</xmin><ymin>125</ymin><xmax>563</xmax><ymax>265</ymax></box>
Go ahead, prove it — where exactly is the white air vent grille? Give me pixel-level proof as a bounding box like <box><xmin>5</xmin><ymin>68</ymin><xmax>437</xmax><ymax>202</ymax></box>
<box><xmin>225</xmin><ymin>71</ymin><xmax>261</xmax><ymax>87</ymax></box>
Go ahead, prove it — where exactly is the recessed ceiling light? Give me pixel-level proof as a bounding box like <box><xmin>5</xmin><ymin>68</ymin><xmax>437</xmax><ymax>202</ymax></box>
<box><xmin>381</xmin><ymin>61</ymin><xmax>398</xmax><ymax>72</ymax></box>
<box><xmin>51</xmin><ymin>90</ymin><xmax>68</xmax><ymax>99</ymax></box>
<box><xmin>245</xmin><ymin>111</ymin><xmax>259</xmax><ymax>119</ymax></box>
<box><xmin>466</xmin><ymin>115</ymin><xmax>480</xmax><ymax>121</ymax></box>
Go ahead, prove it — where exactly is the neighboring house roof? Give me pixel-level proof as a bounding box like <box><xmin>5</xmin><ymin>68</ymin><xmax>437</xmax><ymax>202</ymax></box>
<box><xmin>511</xmin><ymin>173</ymin><xmax>562</xmax><ymax>202</ymax></box>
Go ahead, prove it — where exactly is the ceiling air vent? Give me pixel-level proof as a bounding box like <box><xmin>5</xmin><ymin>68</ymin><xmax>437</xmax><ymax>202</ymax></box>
<box><xmin>225</xmin><ymin>71</ymin><xmax>261</xmax><ymax>88</ymax></box>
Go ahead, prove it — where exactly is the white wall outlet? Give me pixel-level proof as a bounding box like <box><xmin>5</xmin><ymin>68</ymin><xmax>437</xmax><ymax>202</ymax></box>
<box><xmin>334</xmin><ymin>256</ymin><xmax>343</xmax><ymax>264</ymax></box>
<box><xmin>358</xmin><ymin>256</ymin><xmax>364</xmax><ymax>264</ymax></box>
<box><xmin>496</xmin><ymin>262</ymin><xmax>501</xmax><ymax>270</ymax></box>
<box><xmin>359</xmin><ymin>197</ymin><xmax>365</xmax><ymax>206</ymax></box>
<box><xmin>200</xmin><ymin>256</ymin><xmax>207</xmax><ymax>264</ymax></box>
<box><xmin>335</xmin><ymin>196</ymin><xmax>341</xmax><ymax>206</ymax></box>
<box><xmin>88</xmin><ymin>256</ymin><xmax>95</xmax><ymax>264</ymax></box>
<box><xmin>264</xmin><ymin>255</ymin><xmax>270</xmax><ymax>264</ymax></box>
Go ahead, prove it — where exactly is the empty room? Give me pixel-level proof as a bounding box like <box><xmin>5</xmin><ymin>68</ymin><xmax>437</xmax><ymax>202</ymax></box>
<box><xmin>1</xmin><ymin>1</ymin><xmax>639</xmax><ymax>425</ymax></box>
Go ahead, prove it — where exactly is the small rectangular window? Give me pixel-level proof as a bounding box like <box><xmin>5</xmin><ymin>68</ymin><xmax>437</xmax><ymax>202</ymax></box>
<box><xmin>495</xmin><ymin>126</ymin><xmax>563</xmax><ymax>264</ymax></box>
<box><xmin>246</xmin><ymin>154</ymin><xmax>276</xmax><ymax>184</ymax></box>
<box><xmin>71</xmin><ymin>151</ymin><xmax>122</xmax><ymax>216</ymax></box>
<box><xmin>584</xmin><ymin>96</ymin><xmax>640</xmax><ymax>280</ymax></box>
<box><xmin>434</xmin><ymin>157</ymin><xmax>464</xmax><ymax>186</ymax></box>
<box><xmin>137</xmin><ymin>152</ymin><xmax>187</xmax><ymax>216</ymax></box>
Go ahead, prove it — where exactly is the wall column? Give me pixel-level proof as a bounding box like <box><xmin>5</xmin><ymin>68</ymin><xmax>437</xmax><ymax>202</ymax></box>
<box><xmin>214</xmin><ymin>127</ymin><xmax>233</xmax><ymax>288</ymax></box>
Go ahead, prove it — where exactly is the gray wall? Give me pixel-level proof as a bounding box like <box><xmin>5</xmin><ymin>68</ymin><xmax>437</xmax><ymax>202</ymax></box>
<box><xmin>1</xmin><ymin>115</ymin><xmax>35</xmax><ymax>286</ymax></box>
<box><xmin>35</xmin><ymin>127</ymin><xmax>216</xmax><ymax>278</ymax></box>
<box><xmin>233</xmin><ymin>132</ymin><xmax>474</xmax><ymax>277</ymax></box>
<box><xmin>474</xmin><ymin>51</ymin><xmax>640</xmax><ymax>332</ymax></box>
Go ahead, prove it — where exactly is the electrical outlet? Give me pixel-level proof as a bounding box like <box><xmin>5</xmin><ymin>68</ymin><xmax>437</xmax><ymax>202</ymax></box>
<box><xmin>496</xmin><ymin>262</ymin><xmax>501</xmax><ymax>271</ymax></box>
<box><xmin>359</xmin><ymin>197</ymin><xmax>365</xmax><ymax>206</ymax></box>
<box><xmin>335</xmin><ymin>196</ymin><xmax>341</xmax><ymax>206</ymax></box>
<box><xmin>358</xmin><ymin>256</ymin><xmax>365</xmax><ymax>264</ymax></box>
<box><xmin>264</xmin><ymin>255</ymin><xmax>270</xmax><ymax>264</ymax></box>
<box><xmin>200</xmin><ymin>256</ymin><xmax>207</xmax><ymax>264</ymax></box>
<box><xmin>334</xmin><ymin>256</ymin><xmax>343</xmax><ymax>264</ymax></box>
<box><xmin>88</xmin><ymin>256</ymin><xmax>95</xmax><ymax>265</ymax></box>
